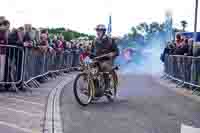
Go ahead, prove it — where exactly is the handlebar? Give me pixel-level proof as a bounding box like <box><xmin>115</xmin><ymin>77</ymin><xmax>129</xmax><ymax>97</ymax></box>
<box><xmin>83</xmin><ymin>54</ymin><xmax>110</xmax><ymax>66</ymax></box>
<box><xmin>93</xmin><ymin>53</ymin><xmax>111</xmax><ymax>60</ymax></box>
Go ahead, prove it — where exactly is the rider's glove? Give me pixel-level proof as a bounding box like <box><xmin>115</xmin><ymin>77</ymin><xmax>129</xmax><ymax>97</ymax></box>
<box><xmin>84</xmin><ymin>56</ymin><xmax>92</xmax><ymax>64</ymax></box>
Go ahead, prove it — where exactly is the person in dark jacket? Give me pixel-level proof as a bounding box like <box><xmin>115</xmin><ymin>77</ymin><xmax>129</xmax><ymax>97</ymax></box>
<box><xmin>0</xmin><ymin>17</ymin><xmax>10</xmax><ymax>82</ymax></box>
<box><xmin>6</xmin><ymin>28</ymin><xmax>24</xmax><ymax>90</ymax></box>
<box><xmin>187</xmin><ymin>38</ymin><xmax>193</xmax><ymax>56</ymax></box>
<box><xmin>90</xmin><ymin>24</ymin><xmax>119</xmax><ymax>97</ymax></box>
<box><xmin>8</xmin><ymin>28</ymin><xmax>23</xmax><ymax>46</ymax></box>
<box><xmin>174</xmin><ymin>38</ymin><xmax>189</xmax><ymax>55</ymax></box>
<box><xmin>91</xmin><ymin>24</ymin><xmax>119</xmax><ymax>66</ymax></box>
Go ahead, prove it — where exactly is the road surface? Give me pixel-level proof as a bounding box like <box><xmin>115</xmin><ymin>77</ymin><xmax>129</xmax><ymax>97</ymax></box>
<box><xmin>60</xmin><ymin>73</ymin><xmax>200</xmax><ymax>133</ymax></box>
<box><xmin>0</xmin><ymin>74</ymin><xmax>74</xmax><ymax>133</ymax></box>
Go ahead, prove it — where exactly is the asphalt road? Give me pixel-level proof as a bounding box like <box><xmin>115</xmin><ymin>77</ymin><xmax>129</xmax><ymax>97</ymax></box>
<box><xmin>0</xmin><ymin>74</ymin><xmax>71</xmax><ymax>133</ymax></box>
<box><xmin>60</xmin><ymin>73</ymin><xmax>200</xmax><ymax>133</ymax></box>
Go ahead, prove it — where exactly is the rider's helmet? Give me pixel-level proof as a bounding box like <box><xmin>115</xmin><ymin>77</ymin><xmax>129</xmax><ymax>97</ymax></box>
<box><xmin>95</xmin><ymin>24</ymin><xmax>107</xmax><ymax>38</ymax></box>
<box><xmin>95</xmin><ymin>24</ymin><xmax>106</xmax><ymax>32</ymax></box>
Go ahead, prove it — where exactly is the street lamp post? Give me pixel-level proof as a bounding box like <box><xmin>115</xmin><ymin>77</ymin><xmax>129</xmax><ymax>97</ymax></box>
<box><xmin>194</xmin><ymin>0</ymin><xmax>198</xmax><ymax>40</ymax></box>
<box><xmin>193</xmin><ymin>0</ymin><xmax>199</xmax><ymax>56</ymax></box>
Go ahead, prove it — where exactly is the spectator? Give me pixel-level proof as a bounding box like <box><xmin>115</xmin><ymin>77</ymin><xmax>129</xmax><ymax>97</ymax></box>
<box><xmin>41</xmin><ymin>29</ymin><xmax>51</xmax><ymax>44</ymax></box>
<box><xmin>23</xmin><ymin>24</ymin><xmax>33</xmax><ymax>47</ymax></box>
<box><xmin>52</xmin><ymin>35</ymin><xmax>57</xmax><ymax>44</ymax></box>
<box><xmin>30</xmin><ymin>28</ymin><xmax>37</xmax><ymax>46</ymax></box>
<box><xmin>35</xmin><ymin>30</ymin><xmax>40</xmax><ymax>45</ymax></box>
<box><xmin>6</xmin><ymin>28</ymin><xmax>24</xmax><ymax>89</ymax></box>
<box><xmin>40</xmin><ymin>31</ymin><xmax>48</xmax><ymax>46</ymax></box>
<box><xmin>160</xmin><ymin>41</ymin><xmax>175</xmax><ymax>62</ymax></box>
<box><xmin>66</xmin><ymin>41</ymin><xmax>72</xmax><ymax>52</ymax></box>
<box><xmin>39</xmin><ymin>30</ymin><xmax>49</xmax><ymax>53</ymax></box>
<box><xmin>80</xmin><ymin>45</ymin><xmax>90</xmax><ymax>63</ymax></box>
<box><xmin>0</xmin><ymin>17</ymin><xmax>10</xmax><ymax>82</ymax></box>
<box><xmin>56</xmin><ymin>39</ymin><xmax>64</xmax><ymax>53</ymax></box>
<box><xmin>181</xmin><ymin>38</ymin><xmax>189</xmax><ymax>55</ymax></box>
<box><xmin>174</xmin><ymin>38</ymin><xmax>189</xmax><ymax>55</ymax></box>
<box><xmin>8</xmin><ymin>28</ymin><xmax>23</xmax><ymax>46</ymax></box>
<box><xmin>0</xmin><ymin>16</ymin><xmax>9</xmax><ymax>44</ymax></box>
<box><xmin>18</xmin><ymin>27</ymin><xmax>25</xmax><ymax>41</ymax></box>
<box><xmin>187</xmin><ymin>38</ymin><xmax>193</xmax><ymax>56</ymax></box>
<box><xmin>175</xmin><ymin>34</ymin><xmax>183</xmax><ymax>48</ymax></box>
<box><xmin>60</xmin><ymin>35</ymin><xmax>68</xmax><ymax>51</ymax></box>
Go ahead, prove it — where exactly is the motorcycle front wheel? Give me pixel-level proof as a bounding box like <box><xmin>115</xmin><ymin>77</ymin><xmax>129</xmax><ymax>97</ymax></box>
<box><xmin>73</xmin><ymin>73</ymin><xmax>93</xmax><ymax>106</ymax></box>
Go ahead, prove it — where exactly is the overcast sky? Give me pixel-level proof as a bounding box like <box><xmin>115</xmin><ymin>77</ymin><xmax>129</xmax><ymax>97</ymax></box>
<box><xmin>0</xmin><ymin>0</ymin><xmax>199</xmax><ymax>36</ymax></box>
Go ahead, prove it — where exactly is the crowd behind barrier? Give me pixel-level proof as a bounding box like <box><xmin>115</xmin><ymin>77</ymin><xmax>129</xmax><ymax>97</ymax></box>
<box><xmin>0</xmin><ymin>44</ymin><xmax>82</xmax><ymax>88</ymax></box>
<box><xmin>162</xmin><ymin>32</ymin><xmax>200</xmax><ymax>90</ymax></box>
<box><xmin>0</xmin><ymin>16</ymin><xmax>92</xmax><ymax>90</ymax></box>
<box><xmin>164</xmin><ymin>55</ymin><xmax>200</xmax><ymax>88</ymax></box>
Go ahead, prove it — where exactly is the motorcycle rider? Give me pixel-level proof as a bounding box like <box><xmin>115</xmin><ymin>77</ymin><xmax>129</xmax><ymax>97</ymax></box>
<box><xmin>90</xmin><ymin>24</ymin><xmax>119</xmax><ymax>97</ymax></box>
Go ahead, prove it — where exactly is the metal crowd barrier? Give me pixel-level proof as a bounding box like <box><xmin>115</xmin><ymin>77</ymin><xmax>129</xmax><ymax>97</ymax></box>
<box><xmin>0</xmin><ymin>45</ymin><xmax>81</xmax><ymax>88</ymax></box>
<box><xmin>72</xmin><ymin>49</ymin><xmax>81</xmax><ymax>67</ymax></box>
<box><xmin>0</xmin><ymin>44</ymin><xmax>24</xmax><ymax>85</ymax></box>
<box><xmin>164</xmin><ymin>55</ymin><xmax>200</xmax><ymax>89</ymax></box>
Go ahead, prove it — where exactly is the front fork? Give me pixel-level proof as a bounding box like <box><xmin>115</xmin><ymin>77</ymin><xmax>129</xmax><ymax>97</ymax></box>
<box><xmin>88</xmin><ymin>78</ymin><xmax>95</xmax><ymax>98</ymax></box>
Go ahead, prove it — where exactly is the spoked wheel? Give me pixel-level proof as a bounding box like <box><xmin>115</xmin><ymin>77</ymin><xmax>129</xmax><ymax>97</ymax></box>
<box><xmin>73</xmin><ymin>73</ymin><xmax>93</xmax><ymax>106</ymax></box>
<box><xmin>106</xmin><ymin>71</ymin><xmax>118</xmax><ymax>102</ymax></box>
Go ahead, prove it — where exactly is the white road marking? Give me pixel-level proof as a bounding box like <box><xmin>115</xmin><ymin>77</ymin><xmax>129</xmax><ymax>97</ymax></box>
<box><xmin>0</xmin><ymin>121</ymin><xmax>34</xmax><ymax>133</ymax></box>
<box><xmin>0</xmin><ymin>106</ymin><xmax>41</xmax><ymax>117</ymax></box>
<box><xmin>181</xmin><ymin>124</ymin><xmax>200</xmax><ymax>133</ymax></box>
<box><xmin>8</xmin><ymin>95</ymin><xmax>45</xmax><ymax>103</ymax></box>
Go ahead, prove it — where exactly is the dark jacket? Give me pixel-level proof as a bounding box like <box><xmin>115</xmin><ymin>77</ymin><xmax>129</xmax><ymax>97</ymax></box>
<box><xmin>23</xmin><ymin>32</ymin><xmax>32</xmax><ymax>42</ymax></box>
<box><xmin>91</xmin><ymin>35</ymin><xmax>119</xmax><ymax>60</ymax></box>
<box><xmin>8</xmin><ymin>31</ymin><xmax>23</xmax><ymax>47</ymax></box>
<box><xmin>174</xmin><ymin>44</ymin><xmax>189</xmax><ymax>55</ymax></box>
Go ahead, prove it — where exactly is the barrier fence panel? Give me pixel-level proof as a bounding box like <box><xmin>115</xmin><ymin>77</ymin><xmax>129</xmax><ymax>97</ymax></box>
<box><xmin>164</xmin><ymin>54</ymin><xmax>200</xmax><ymax>88</ymax></box>
<box><xmin>0</xmin><ymin>45</ymin><xmax>24</xmax><ymax>85</ymax></box>
<box><xmin>72</xmin><ymin>49</ymin><xmax>81</xmax><ymax>67</ymax></box>
<box><xmin>0</xmin><ymin>45</ymin><xmax>81</xmax><ymax>87</ymax></box>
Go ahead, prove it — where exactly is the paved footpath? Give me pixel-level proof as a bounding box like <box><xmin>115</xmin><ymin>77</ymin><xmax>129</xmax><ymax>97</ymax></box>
<box><xmin>0</xmin><ymin>73</ymin><xmax>75</xmax><ymax>133</ymax></box>
<box><xmin>60</xmin><ymin>73</ymin><xmax>200</xmax><ymax>133</ymax></box>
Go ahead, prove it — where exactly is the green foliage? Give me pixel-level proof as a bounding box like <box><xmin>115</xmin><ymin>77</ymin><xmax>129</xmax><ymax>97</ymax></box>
<box><xmin>149</xmin><ymin>22</ymin><xmax>160</xmax><ymax>33</ymax></box>
<box><xmin>47</xmin><ymin>27</ymin><xmax>94</xmax><ymax>41</ymax></box>
<box><xmin>136</xmin><ymin>22</ymin><xmax>148</xmax><ymax>35</ymax></box>
<box><xmin>128</xmin><ymin>21</ymin><xmax>182</xmax><ymax>41</ymax></box>
<box><xmin>180</xmin><ymin>20</ymin><xmax>188</xmax><ymax>32</ymax></box>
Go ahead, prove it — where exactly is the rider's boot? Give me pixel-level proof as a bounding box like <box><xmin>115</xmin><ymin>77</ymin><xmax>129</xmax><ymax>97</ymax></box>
<box><xmin>104</xmin><ymin>73</ymin><xmax>112</xmax><ymax>96</ymax></box>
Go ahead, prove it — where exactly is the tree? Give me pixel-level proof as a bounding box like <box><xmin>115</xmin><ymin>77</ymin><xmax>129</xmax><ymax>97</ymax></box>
<box><xmin>180</xmin><ymin>20</ymin><xmax>188</xmax><ymax>32</ymax></box>
<box><xmin>136</xmin><ymin>22</ymin><xmax>148</xmax><ymax>35</ymax></box>
<box><xmin>47</xmin><ymin>27</ymin><xmax>93</xmax><ymax>41</ymax></box>
<box><xmin>131</xmin><ymin>26</ymin><xmax>137</xmax><ymax>34</ymax></box>
<box><xmin>149</xmin><ymin>22</ymin><xmax>160</xmax><ymax>33</ymax></box>
<box><xmin>129</xmin><ymin>26</ymin><xmax>138</xmax><ymax>38</ymax></box>
<box><xmin>159</xmin><ymin>23</ymin><xmax>165</xmax><ymax>32</ymax></box>
<box><xmin>173</xmin><ymin>28</ymin><xmax>182</xmax><ymax>33</ymax></box>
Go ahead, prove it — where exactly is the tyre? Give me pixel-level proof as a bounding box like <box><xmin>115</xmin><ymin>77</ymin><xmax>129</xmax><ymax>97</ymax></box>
<box><xmin>73</xmin><ymin>73</ymin><xmax>93</xmax><ymax>106</ymax></box>
<box><xmin>106</xmin><ymin>71</ymin><xmax>118</xmax><ymax>102</ymax></box>
<box><xmin>112</xmin><ymin>70</ymin><xmax>119</xmax><ymax>88</ymax></box>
